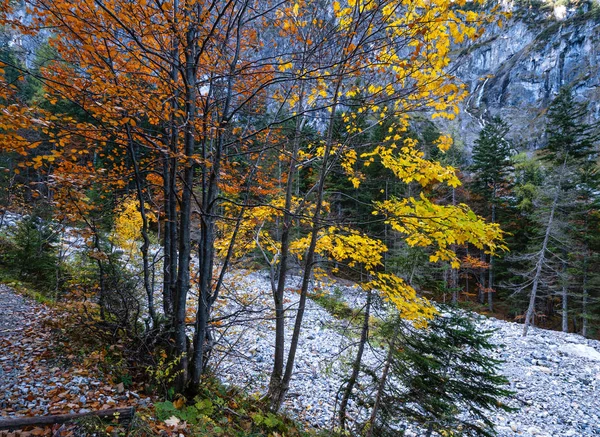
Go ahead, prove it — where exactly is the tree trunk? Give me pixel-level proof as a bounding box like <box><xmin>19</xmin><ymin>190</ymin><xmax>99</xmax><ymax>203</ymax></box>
<box><xmin>561</xmin><ymin>255</ymin><xmax>568</xmax><ymax>333</ymax></box>
<box><xmin>268</xmin><ymin>74</ymin><xmax>344</xmax><ymax>411</ymax></box>
<box><xmin>339</xmin><ymin>289</ymin><xmax>371</xmax><ymax>431</ymax></box>
<box><xmin>190</xmin><ymin>3</ymin><xmax>248</xmax><ymax>390</ymax></box>
<box><xmin>479</xmin><ymin>251</ymin><xmax>486</xmax><ymax>304</ymax></box>
<box><xmin>582</xmin><ymin>256</ymin><xmax>589</xmax><ymax>337</ymax></box>
<box><xmin>173</xmin><ymin>25</ymin><xmax>199</xmax><ymax>392</ymax></box>
<box><xmin>126</xmin><ymin>127</ymin><xmax>156</xmax><ymax>328</ymax></box>
<box><xmin>0</xmin><ymin>408</ymin><xmax>135</xmax><ymax>431</ymax></box>
<box><xmin>267</xmin><ymin>112</ymin><xmax>304</xmax><ymax>410</ymax></box>
<box><xmin>162</xmin><ymin>0</ymin><xmax>180</xmax><ymax>320</ymax></box>
<box><xmin>449</xmin><ymin>187</ymin><xmax>458</xmax><ymax>304</ymax></box>
<box><xmin>365</xmin><ymin>338</ymin><xmax>393</xmax><ymax>437</ymax></box>
<box><xmin>524</xmin><ymin>158</ymin><xmax>566</xmax><ymax>336</ymax></box>
<box><xmin>488</xmin><ymin>200</ymin><xmax>496</xmax><ymax>312</ymax></box>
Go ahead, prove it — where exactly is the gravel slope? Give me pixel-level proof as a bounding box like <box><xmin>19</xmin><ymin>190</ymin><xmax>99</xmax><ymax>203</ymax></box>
<box><xmin>212</xmin><ymin>271</ymin><xmax>600</xmax><ymax>437</ymax></box>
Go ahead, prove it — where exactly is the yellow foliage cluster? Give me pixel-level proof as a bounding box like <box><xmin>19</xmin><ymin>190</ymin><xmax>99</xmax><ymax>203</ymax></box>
<box><xmin>290</xmin><ymin>226</ymin><xmax>387</xmax><ymax>272</ymax></box>
<box><xmin>366</xmin><ymin>273</ymin><xmax>436</xmax><ymax>328</ymax></box>
<box><xmin>375</xmin><ymin>193</ymin><xmax>506</xmax><ymax>269</ymax></box>
<box><xmin>111</xmin><ymin>197</ymin><xmax>156</xmax><ymax>256</ymax></box>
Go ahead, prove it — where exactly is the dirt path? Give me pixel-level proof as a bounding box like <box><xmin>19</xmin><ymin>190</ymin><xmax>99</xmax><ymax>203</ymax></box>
<box><xmin>0</xmin><ymin>284</ymin><xmax>44</xmax><ymax>414</ymax></box>
<box><xmin>0</xmin><ymin>285</ymin><xmax>147</xmax><ymax>419</ymax></box>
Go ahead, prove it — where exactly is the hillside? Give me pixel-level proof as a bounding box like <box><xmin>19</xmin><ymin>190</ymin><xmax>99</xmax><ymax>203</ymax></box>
<box><xmin>210</xmin><ymin>271</ymin><xmax>600</xmax><ymax>436</ymax></box>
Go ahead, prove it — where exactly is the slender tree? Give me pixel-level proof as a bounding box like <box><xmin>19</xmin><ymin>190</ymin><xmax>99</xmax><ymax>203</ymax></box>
<box><xmin>471</xmin><ymin>116</ymin><xmax>512</xmax><ymax>311</ymax></box>
<box><xmin>522</xmin><ymin>87</ymin><xmax>597</xmax><ymax>335</ymax></box>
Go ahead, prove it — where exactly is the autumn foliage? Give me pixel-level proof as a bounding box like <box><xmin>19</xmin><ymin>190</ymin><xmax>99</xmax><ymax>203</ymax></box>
<box><xmin>0</xmin><ymin>0</ymin><xmax>506</xmax><ymax>407</ymax></box>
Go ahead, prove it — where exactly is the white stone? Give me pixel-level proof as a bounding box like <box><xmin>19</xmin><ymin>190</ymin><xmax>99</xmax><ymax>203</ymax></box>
<box><xmin>531</xmin><ymin>365</ymin><xmax>552</xmax><ymax>374</ymax></box>
<box><xmin>559</xmin><ymin>344</ymin><xmax>600</xmax><ymax>361</ymax></box>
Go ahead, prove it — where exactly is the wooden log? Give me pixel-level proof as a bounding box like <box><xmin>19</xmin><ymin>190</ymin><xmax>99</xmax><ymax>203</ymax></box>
<box><xmin>0</xmin><ymin>407</ymin><xmax>135</xmax><ymax>431</ymax></box>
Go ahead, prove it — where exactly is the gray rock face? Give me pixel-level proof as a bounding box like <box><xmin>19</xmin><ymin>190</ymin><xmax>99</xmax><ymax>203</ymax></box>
<box><xmin>446</xmin><ymin>2</ymin><xmax>600</xmax><ymax>150</ymax></box>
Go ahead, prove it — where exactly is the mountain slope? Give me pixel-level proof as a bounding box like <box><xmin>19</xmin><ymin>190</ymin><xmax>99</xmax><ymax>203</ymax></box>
<box><xmin>447</xmin><ymin>1</ymin><xmax>600</xmax><ymax>149</ymax></box>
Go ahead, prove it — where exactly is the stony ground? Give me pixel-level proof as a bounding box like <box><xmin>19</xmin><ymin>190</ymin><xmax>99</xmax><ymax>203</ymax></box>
<box><xmin>482</xmin><ymin>315</ymin><xmax>600</xmax><ymax>437</ymax></box>
<box><xmin>212</xmin><ymin>271</ymin><xmax>600</xmax><ymax>437</ymax></box>
<box><xmin>0</xmin><ymin>285</ymin><xmax>148</xmax><ymax>422</ymax></box>
<box><xmin>2</xmin><ymin>271</ymin><xmax>599</xmax><ymax>437</ymax></box>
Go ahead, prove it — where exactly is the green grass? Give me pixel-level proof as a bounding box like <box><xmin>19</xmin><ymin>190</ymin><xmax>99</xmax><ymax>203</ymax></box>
<box><xmin>309</xmin><ymin>291</ymin><xmax>363</xmax><ymax>322</ymax></box>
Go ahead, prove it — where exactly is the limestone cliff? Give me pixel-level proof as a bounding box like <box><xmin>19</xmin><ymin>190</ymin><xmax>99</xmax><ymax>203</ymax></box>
<box><xmin>446</xmin><ymin>1</ymin><xmax>600</xmax><ymax>150</ymax></box>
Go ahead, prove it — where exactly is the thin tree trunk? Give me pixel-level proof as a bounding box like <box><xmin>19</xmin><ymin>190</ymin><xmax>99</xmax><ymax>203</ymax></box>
<box><xmin>173</xmin><ymin>24</ymin><xmax>199</xmax><ymax>392</ymax></box>
<box><xmin>162</xmin><ymin>0</ymin><xmax>180</xmax><ymax>320</ymax></box>
<box><xmin>365</xmin><ymin>338</ymin><xmax>393</xmax><ymax>437</ymax></box>
<box><xmin>191</xmin><ymin>2</ymin><xmax>248</xmax><ymax>389</ymax></box>
<box><xmin>488</xmin><ymin>199</ymin><xmax>496</xmax><ymax>312</ymax></box>
<box><xmin>267</xmin><ymin>110</ymin><xmax>305</xmax><ymax>409</ymax></box>
<box><xmin>126</xmin><ymin>127</ymin><xmax>156</xmax><ymax>327</ymax></box>
<box><xmin>479</xmin><ymin>251</ymin><xmax>486</xmax><ymax>304</ymax></box>
<box><xmin>561</xmin><ymin>255</ymin><xmax>568</xmax><ymax>333</ymax></box>
<box><xmin>269</xmin><ymin>74</ymin><xmax>344</xmax><ymax>411</ymax></box>
<box><xmin>524</xmin><ymin>158</ymin><xmax>567</xmax><ymax>336</ymax></box>
<box><xmin>450</xmin><ymin>187</ymin><xmax>458</xmax><ymax>304</ymax></box>
<box><xmin>339</xmin><ymin>289</ymin><xmax>371</xmax><ymax>431</ymax></box>
<box><xmin>582</xmin><ymin>255</ymin><xmax>589</xmax><ymax>337</ymax></box>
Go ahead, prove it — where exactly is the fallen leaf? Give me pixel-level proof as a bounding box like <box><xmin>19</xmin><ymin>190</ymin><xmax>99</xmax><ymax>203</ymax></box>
<box><xmin>164</xmin><ymin>416</ymin><xmax>181</xmax><ymax>427</ymax></box>
<box><xmin>173</xmin><ymin>396</ymin><xmax>186</xmax><ymax>410</ymax></box>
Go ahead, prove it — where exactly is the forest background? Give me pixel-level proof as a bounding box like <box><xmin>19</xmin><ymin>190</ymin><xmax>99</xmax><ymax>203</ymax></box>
<box><xmin>0</xmin><ymin>0</ymin><xmax>599</xmax><ymax>435</ymax></box>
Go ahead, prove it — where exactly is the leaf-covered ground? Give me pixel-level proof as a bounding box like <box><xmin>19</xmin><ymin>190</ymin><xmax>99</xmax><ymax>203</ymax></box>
<box><xmin>0</xmin><ymin>285</ymin><xmax>150</xmax><ymax>434</ymax></box>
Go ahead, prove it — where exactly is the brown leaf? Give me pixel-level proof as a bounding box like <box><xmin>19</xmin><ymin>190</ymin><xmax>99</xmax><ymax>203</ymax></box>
<box><xmin>173</xmin><ymin>397</ymin><xmax>186</xmax><ymax>410</ymax></box>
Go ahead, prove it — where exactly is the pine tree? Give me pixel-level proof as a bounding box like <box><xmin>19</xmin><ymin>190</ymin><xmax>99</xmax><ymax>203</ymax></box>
<box><xmin>521</xmin><ymin>87</ymin><xmax>598</xmax><ymax>335</ymax></box>
<box><xmin>471</xmin><ymin>117</ymin><xmax>513</xmax><ymax>311</ymax></box>
<box><xmin>365</xmin><ymin>309</ymin><xmax>513</xmax><ymax>437</ymax></box>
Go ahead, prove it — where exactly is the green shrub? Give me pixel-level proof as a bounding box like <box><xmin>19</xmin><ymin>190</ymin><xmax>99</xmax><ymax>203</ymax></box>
<box><xmin>3</xmin><ymin>214</ymin><xmax>64</xmax><ymax>293</ymax></box>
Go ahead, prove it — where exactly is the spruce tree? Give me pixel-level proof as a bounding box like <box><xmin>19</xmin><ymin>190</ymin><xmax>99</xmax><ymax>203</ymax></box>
<box><xmin>520</xmin><ymin>86</ymin><xmax>598</xmax><ymax>335</ymax></box>
<box><xmin>471</xmin><ymin>117</ymin><xmax>512</xmax><ymax>199</ymax></box>
<box><xmin>471</xmin><ymin>117</ymin><xmax>512</xmax><ymax>311</ymax></box>
<box><xmin>366</xmin><ymin>309</ymin><xmax>513</xmax><ymax>437</ymax></box>
<box><xmin>544</xmin><ymin>87</ymin><xmax>596</xmax><ymax>165</ymax></box>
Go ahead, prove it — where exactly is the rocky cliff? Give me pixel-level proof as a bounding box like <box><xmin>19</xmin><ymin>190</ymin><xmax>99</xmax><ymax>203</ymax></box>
<box><xmin>446</xmin><ymin>1</ymin><xmax>600</xmax><ymax>150</ymax></box>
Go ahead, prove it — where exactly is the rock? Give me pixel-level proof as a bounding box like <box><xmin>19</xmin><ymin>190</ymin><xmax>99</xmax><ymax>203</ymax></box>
<box><xmin>527</xmin><ymin>426</ymin><xmax>542</xmax><ymax>435</ymax></box>
<box><xmin>449</xmin><ymin>3</ymin><xmax>600</xmax><ymax>151</ymax></box>
<box><xmin>559</xmin><ymin>344</ymin><xmax>600</xmax><ymax>361</ymax></box>
<box><xmin>531</xmin><ymin>365</ymin><xmax>552</xmax><ymax>374</ymax></box>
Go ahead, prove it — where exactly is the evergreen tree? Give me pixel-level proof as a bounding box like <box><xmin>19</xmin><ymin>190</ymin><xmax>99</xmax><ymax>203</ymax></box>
<box><xmin>543</xmin><ymin>87</ymin><xmax>597</xmax><ymax>166</ymax></box>
<box><xmin>520</xmin><ymin>87</ymin><xmax>598</xmax><ymax>335</ymax></box>
<box><xmin>365</xmin><ymin>309</ymin><xmax>513</xmax><ymax>437</ymax></box>
<box><xmin>470</xmin><ymin>117</ymin><xmax>513</xmax><ymax>311</ymax></box>
<box><xmin>471</xmin><ymin>117</ymin><xmax>512</xmax><ymax>200</ymax></box>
